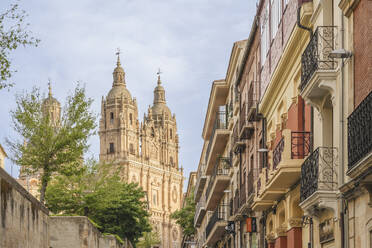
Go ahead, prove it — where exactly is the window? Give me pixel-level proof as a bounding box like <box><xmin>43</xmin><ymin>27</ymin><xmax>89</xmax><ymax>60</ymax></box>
<box><xmin>271</xmin><ymin>0</ymin><xmax>280</xmax><ymax>40</ymax></box>
<box><xmin>170</xmin><ymin>156</ymin><xmax>174</xmax><ymax>166</ymax></box>
<box><xmin>153</xmin><ymin>190</ymin><xmax>158</xmax><ymax>206</ymax></box>
<box><xmin>151</xmin><ymin>127</ymin><xmax>155</xmax><ymax>137</ymax></box>
<box><xmin>261</xmin><ymin>3</ymin><xmax>269</xmax><ymax>66</ymax></box>
<box><xmin>110</xmin><ymin>112</ymin><xmax>114</xmax><ymax>124</ymax></box>
<box><xmin>250</xmin><ymin>155</ymin><xmax>254</xmax><ymax>171</ymax></box>
<box><xmin>129</xmin><ymin>113</ymin><xmax>133</xmax><ymax>125</ymax></box>
<box><xmin>109</xmin><ymin>143</ymin><xmax>114</xmax><ymax>154</ymax></box>
<box><xmin>130</xmin><ymin>143</ymin><xmax>134</xmax><ymax>154</ymax></box>
<box><xmin>170</xmin><ymin>129</ymin><xmax>173</xmax><ymax>139</ymax></box>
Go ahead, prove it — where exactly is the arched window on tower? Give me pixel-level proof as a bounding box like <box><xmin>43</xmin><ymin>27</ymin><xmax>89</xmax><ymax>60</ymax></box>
<box><xmin>109</xmin><ymin>143</ymin><xmax>115</xmax><ymax>154</ymax></box>
<box><xmin>110</xmin><ymin>112</ymin><xmax>114</xmax><ymax>124</ymax></box>
<box><xmin>130</xmin><ymin>143</ymin><xmax>135</xmax><ymax>155</ymax></box>
<box><xmin>170</xmin><ymin>156</ymin><xmax>174</xmax><ymax>166</ymax></box>
<box><xmin>153</xmin><ymin>190</ymin><xmax>158</xmax><ymax>206</ymax></box>
<box><xmin>170</xmin><ymin>129</ymin><xmax>173</xmax><ymax>139</ymax></box>
<box><xmin>129</xmin><ymin>113</ymin><xmax>133</xmax><ymax>125</ymax></box>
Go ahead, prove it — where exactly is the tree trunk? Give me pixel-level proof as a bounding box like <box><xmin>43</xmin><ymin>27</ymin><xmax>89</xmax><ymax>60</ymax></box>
<box><xmin>39</xmin><ymin>169</ymin><xmax>50</xmax><ymax>204</ymax></box>
<box><xmin>39</xmin><ymin>177</ymin><xmax>48</xmax><ymax>204</ymax></box>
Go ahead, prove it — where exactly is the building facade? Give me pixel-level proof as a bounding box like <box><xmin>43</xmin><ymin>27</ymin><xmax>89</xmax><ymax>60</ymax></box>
<box><xmin>192</xmin><ymin>0</ymin><xmax>371</xmax><ymax>248</ymax></box>
<box><xmin>99</xmin><ymin>55</ymin><xmax>184</xmax><ymax>248</ymax></box>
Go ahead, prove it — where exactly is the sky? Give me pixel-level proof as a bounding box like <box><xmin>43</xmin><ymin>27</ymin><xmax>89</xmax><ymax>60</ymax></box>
<box><xmin>0</xmin><ymin>0</ymin><xmax>257</xmax><ymax>190</ymax></box>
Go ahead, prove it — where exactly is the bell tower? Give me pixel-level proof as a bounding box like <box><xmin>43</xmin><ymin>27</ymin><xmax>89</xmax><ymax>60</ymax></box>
<box><xmin>99</xmin><ymin>53</ymin><xmax>140</xmax><ymax>163</ymax></box>
<box><xmin>141</xmin><ymin>73</ymin><xmax>179</xmax><ymax>170</ymax></box>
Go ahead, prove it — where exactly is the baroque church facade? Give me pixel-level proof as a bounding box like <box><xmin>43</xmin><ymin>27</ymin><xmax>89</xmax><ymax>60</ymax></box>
<box><xmin>99</xmin><ymin>55</ymin><xmax>184</xmax><ymax>248</ymax></box>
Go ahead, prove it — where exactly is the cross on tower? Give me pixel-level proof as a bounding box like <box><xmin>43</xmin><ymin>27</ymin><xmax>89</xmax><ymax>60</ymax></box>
<box><xmin>116</xmin><ymin>48</ymin><xmax>121</xmax><ymax>65</ymax></box>
<box><xmin>48</xmin><ymin>78</ymin><xmax>52</xmax><ymax>97</ymax></box>
<box><xmin>116</xmin><ymin>47</ymin><xmax>121</xmax><ymax>57</ymax></box>
<box><xmin>157</xmin><ymin>68</ymin><xmax>162</xmax><ymax>84</ymax></box>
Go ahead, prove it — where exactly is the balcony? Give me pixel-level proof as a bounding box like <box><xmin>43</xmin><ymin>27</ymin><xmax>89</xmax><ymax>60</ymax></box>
<box><xmin>194</xmin><ymin>164</ymin><xmax>207</xmax><ymax>202</ymax></box>
<box><xmin>253</xmin><ymin>130</ymin><xmax>312</xmax><ymax>210</ymax></box>
<box><xmin>347</xmin><ymin>90</ymin><xmax>372</xmax><ymax>178</ymax></box>
<box><xmin>205</xmin><ymin>111</ymin><xmax>230</xmax><ymax>175</ymax></box>
<box><xmin>205</xmin><ymin>204</ymin><xmax>229</xmax><ymax>246</ymax></box>
<box><xmin>205</xmin><ymin>157</ymin><xmax>231</xmax><ymax>210</ymax></box>
<box><xmin>194</xmin><ymin>194</ymin><xmax>206</xmax><ymax>228</ymax></box>
<box><xmin>300</xmin><ymin>26</ymin><xmax>338</xmax><ymax>108</ymax></box>
<box><xmin>300</xmin><ymin>147</ymin><xmax>338</xmax><ymax>213</ymax></box>
<box><xmin>232</xmin><ymin>123</ymin><xmax>245</xmax><ymax>156</ymax></box>
<box><xmin>239</xmin><ymin>103</ymin><xmax>255</xmax><ymax>140</ymax></box>
<box><xmin>252</xmin><ymin>169</ymin><xmax>273</xmax><ymax>211</ymax></box>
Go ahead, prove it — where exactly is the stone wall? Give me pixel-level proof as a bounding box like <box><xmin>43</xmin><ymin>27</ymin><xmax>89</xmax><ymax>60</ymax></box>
<box><xmin>50</xmin><ymin>216</ymin><xmax>128</xmax><ymax>248</ymax></box>
<box><xmin>0</xmin><ymin>167</ymin><xmax>49</xmax><ymax>248</ymax></box>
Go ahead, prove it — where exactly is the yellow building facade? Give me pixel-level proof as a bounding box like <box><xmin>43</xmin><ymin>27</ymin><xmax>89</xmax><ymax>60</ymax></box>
<box><xmin>192</xmin><ymin>0</ymin><xmax>371</xmax><ymax>248</ymax></box>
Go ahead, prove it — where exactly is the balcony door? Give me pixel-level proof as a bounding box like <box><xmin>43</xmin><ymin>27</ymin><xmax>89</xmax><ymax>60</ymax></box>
<box><xmin>322</xmin><ymin>95</ymin><xmax>333</xmax><ymax>148</ymax></box>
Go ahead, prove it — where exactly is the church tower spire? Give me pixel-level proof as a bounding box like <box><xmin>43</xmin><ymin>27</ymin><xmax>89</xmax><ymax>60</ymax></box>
<box><xmin>113</xmin><ymin>48</ymin><xmax>126</xmax><ymax>86</ymax></box>
<box><xmin>153</xmin><ymin>69</ymin><xmax>166</xmax><ymax>104</ymax></box>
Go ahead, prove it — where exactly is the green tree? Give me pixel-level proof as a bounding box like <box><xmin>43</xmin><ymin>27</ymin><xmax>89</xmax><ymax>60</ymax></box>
<box><xmin>6</xmin><ymin>84</ymin><xmax>96</xmax><ymax>202</ymax></box>
<box><xmin>170</xmin><ymin>189</ymin><xmax>195</xmax><ymax>237</ymax></box>
<box><xmin>45</xmin><ymin>160</ymin><xmax>151</xmax><ymax>245</ymax></box>
<box><xmin>0</xmin><ymin>2</ymin><xmax>40</xmax><ymax>89</ymax></box>
<box><xmin>136</xmin><ymin>231</ymin><xmax>161</xmax><ymax>248</ymax></box>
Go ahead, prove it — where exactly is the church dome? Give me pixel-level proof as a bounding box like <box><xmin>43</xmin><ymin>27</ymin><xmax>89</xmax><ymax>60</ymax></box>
<box><xmin>107</xmin><ymin>85</ymin><xmax>132</xmax><ymax>100</ymax></box>
<box><xmin>152</xmin><ymin>102</ymin><xmax>171</xmax><ymax>117</ymax></box>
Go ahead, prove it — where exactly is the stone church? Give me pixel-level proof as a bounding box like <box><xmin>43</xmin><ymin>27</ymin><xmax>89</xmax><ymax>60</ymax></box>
<box><xmin>99</xmin><ymin>55</ymin><xmax>184</xmax><ymax>248</ymax></box>
<box><xmin>18</xmin><ymin>54</ymin><xmax>184</xmax><ymax>248</ymax></box>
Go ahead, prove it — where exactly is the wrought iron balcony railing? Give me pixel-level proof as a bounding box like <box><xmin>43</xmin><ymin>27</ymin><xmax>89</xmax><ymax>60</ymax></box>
<box><xmin>205</xmin><ymin>157</ymin><xmax>231</xmax><ymax>200</ymax></box>
<box><xmin>291</xmin><ymin>131</ymin><xmax>312</xmax><ymax>159</ymax></box>
<box><xmin>300</xmin><ymin>147</ymin><xmax>338</xmax><ymax>202</ymax></box>
<box><xmin>206</xmin><ymin>204</ymin><xmax>228</xmax><ymax>238</ymax></box>
<box><xmin>205</xmin><ymin>110</ymin><xmax>228</xmax><ymax>163</ymax></box>
<box><xmin>348</xmin><ymin>90</ymin><xmax>372</xmax><ymax>170</ymax></box>
<box><xmin>273</xmin><ymin>137</ymin><xmax>284</xmax><ymax>170</ymax></box>
<box><xmin>300</xmin><ymin>26</ymin><xmax>337</xmax><ymax>91</ymax></box>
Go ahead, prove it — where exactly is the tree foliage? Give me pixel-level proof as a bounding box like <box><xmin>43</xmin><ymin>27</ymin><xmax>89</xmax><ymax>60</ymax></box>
<box><xmin>170</xmin><ymin>188</ymin><xmax>195</xmax><ymax>237</ymax></box>
<box><xmin>0</xmin><ymin>2</ymin><xmax>40</xmax><ymax>89</ymax></box>
<box><xmin>136</xmin><ymin>231</ymin><xmax>161</xmax><ymax>248</ymax></box>
<box><xmin>45</xmin><ymin>160</ymin><xmax>151</xmax><ymax>244</ymax></box>
<box><xmin>6</xmin><ymin>84</ymin><xmax>96</xmax><ymax>202</ymax></box>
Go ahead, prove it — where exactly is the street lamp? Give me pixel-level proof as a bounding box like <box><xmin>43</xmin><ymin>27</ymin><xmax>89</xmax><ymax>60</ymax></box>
<box><xmin>329</xmin><ymin>49</ymin><xmax>352</xmax><ymax>59</ymax></box>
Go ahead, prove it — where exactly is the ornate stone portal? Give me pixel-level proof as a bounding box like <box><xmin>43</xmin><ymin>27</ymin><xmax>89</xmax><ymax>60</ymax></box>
<box><xmin>99</xmin><ymin>55</ymin><xmax>184</xmax><ymax>248</ymax></box>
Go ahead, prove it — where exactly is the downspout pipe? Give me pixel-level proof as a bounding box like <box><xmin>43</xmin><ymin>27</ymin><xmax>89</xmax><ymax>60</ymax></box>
<box><xmin>340</xmin><ymin>9</ymin><xmax>347</xmax><ymax>248</ymax></box>
<box><xmin>297</xmin><ymin>5</ymin><xmax>312</xmax><ymax>36</ymax></box>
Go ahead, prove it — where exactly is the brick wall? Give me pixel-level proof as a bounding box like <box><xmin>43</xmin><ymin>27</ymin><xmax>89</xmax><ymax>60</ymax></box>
<box><xmin>0</xmin><ymin>167</ymin><xmax>49</xmax><ymax>247</ymax></box>
<box><xmin>354</xmin><ymin>0</ymin><xmax>372</xmax><ymax>107</ymax></box>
